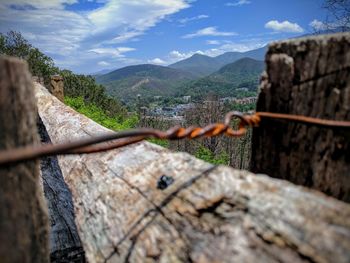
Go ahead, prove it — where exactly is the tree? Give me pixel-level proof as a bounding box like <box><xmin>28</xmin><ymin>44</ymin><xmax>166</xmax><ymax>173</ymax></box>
<box><xmin>0</xmin><ymin>31</ymin><xmax>59</xmax><ymax>83</ymax></box>
<box><xmin>27</xmin><ymin>48</ymin><xmax>58</xmax><ymax>82</ymax></box>
<box><xmin>0</xmin><ymin>31</ymin><xmax>31</xmax><ymax>58</ymax></box>
<box><xmin>60</xmin><ymin>70</ymin><xmax>127</xmax><ymax>119</ymax></box>
<box><xmin>322</xmin><ymin>0</ymin><xmax>350</xmax><ymax>31</ymax></box>
<box><xmin>0</xmin><ymin>31</ymin><xmax>128</xmax><ymax>123</ymax></box>
<box><xmin>0</xmin><ymin>34</ymin><xmax>5</xmax><ymax>54</ymax></box>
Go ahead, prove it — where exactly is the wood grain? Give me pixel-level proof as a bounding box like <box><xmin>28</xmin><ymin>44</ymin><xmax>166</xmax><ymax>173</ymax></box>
<box><xmin>251</xmin><ymin>32</ymin><xmax>350</xmax><ymax>202</ymax></box>
<box><xmin>35</xmin><ymin>83</ymin><xmax>350</xmax><ymax>263</ymax></box>
<box><xmin>0</xmin><ymin>56</ymin><xmax>49</xmax><ymax>263</ymax></box>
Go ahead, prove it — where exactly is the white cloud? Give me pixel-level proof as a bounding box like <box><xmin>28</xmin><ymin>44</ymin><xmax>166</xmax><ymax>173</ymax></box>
<box><xmin>206</xmin><ymin>40</ymin><xmax>221</xmax><ymax>45</ymax></box>
<box><xmin>88</xmin><ymin>0</ymin><xmax>190</xmax><ymax>37</ymax></box>
<box><xmin>98</xmin><ymin>61</ymin><xmax>110</xmax><ymax>66</ymax></box>
<box><xmin>162</xmin><ymin>40</ymin><xmax>265</xmax><ymax>65</ymax></box>
<box><xmin>0</xmin><ymin>0</ymin><xmax>191</xmax><ymax>72</ymax></box>
<box><xmin>171</xmin><ymin>50</ymin><xmax>201</xmax><ymax>58</ymax></box>
<box><xmin>225</xmin><ymin>0</ymin><xmax>251</xmax><ymax>7</ymax></box>
<box><xmin>115</xmin><ymin>57</ymin><xmax>142</xmax><ymax>64</ymax></box>
<box><xmin>178</xmin><ymin>14</ymin><xmax>209</xmax><ymax>24</ymax></box>
<box><xmin>169</xmin><ymin>50</ymin><xmax>190</xmax><ymax>60</ymax></box>
<box><xmin>148</xmin><ymin>58</ymin><xmax>166</xmax><ymax>65</ymax></box>
<box><xmin>309</xmin><ymin>19</ymin><xmax>327</xmax><ymax>31</ymax></box>
<box><xmin>89</xmin><ymin>47</ymin><xmax>136</xmax><ymax>58</ymax></box>
<box><xmin>182</xmin><ymin>27</ymin><xmax>237</xmax><ymax>38</ymax></box>
<box><xmin>0</xmin><ymin>0</ymin><xmax>77</xmax><ymax>9</ymax></box>
<box><xmin>211</xmin><ymin>41</ymin><xmax>264</xmax><ymax>54</ymax></box>
<box><xmin>166</xmin><ymin>50</ymin><xmax>204</xmax><ymax>63</ymax></box>
<box><xmin>0</xmin><ymin>6</ymin><xmax>91</xmax><ymax>56</ymax></box>
<box><xmin>108</xmin><ymin>31</ymin><xmax>141</xmax><ymax>44</ymax></box>
<box><xmin>265</xmin><ymin>20</ymin><xmax>304</xmax><ymax>33</ymax></box>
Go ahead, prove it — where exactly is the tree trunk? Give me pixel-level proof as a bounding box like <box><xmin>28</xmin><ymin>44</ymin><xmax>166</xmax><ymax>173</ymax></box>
<box><xmin>35</xmin><ymin>83</ymin><xmax>350</xmax><ymax>263</ymax></box>
<box><xmin>0</xmin><ymin>56</ymin><xmax>49</xmax><ymax>263</ymax></box>
<box><xmin>251</xmin><ymin>32</ymin><xmax>350</xmax><ymax>202</ymax></box>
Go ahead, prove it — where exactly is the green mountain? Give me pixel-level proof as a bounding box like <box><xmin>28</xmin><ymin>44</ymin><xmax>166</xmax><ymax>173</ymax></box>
<box><xmin>176</xmin><ymin>57</ymin><xmax>265</xmax><ymax>99</ymax></box>
<box><xmin>90</xmin><ymin>68</ymin><xmax>113</xmax><ymax>77</ymax></box>
<box><xmin>95</xmin><ymin>64</ymin><xmax>196</xmax><ymax>102</ymax></box>
<box><xmin>214</xmin><ymin>57</ymin><xmax>265</xmax><ymax>82</ymax></box>
<box><xmin>169</xmin><ymin>53</ymin><xmax>222</xmax><ymax>77</ymax></box>
<box><xmin>214</xmin><ymin>46</ymin><xmax>266</xmax><ymax>67</ymax></box>
<box><xmin>169</xmin><ymin>46</ymin><xmax>267</xmax><ymax>77</ymax></box>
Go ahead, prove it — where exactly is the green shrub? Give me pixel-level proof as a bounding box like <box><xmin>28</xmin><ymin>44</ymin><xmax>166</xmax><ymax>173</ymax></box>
<box><xmin>65</xmin><ymin>96</ymin><xmax>138</xmax><ymax>131</ymax></box>
<box><xmin>148</xmin><ymin>138</ymin><xmax>169</xmax><ymax>148</ymax></box>
<box><xmin>195</xmin><ymin>146</ymin><xmax>229</xmax><ymax>165</ymax></box>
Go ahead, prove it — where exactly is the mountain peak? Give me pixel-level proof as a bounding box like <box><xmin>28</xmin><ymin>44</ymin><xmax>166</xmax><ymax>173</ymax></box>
<box><xmin>169</xmin><ymin>46</ymin><xmax>267</xmax><ymax>77</ymax></box>
<box><xmin>191</xmin><ymin>53</ymin><xmax>207</xmax><ymax>58</ymax></box>
<box><xmin>217</xmin><ymin>57</ymin><xmax>265</xmax><ymax>75</ymax></box>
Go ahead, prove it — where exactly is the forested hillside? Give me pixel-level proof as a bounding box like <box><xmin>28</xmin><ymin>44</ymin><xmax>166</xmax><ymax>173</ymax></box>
<box><xmin>95</xmin><ymin>64</ymin><xmax>196</xmax><ymax>102</ymax></box>
<box><xmin>169</xmin><ymin>46</ymin><xmax>266</xmax><ymax>76</ymax></box>
<box><xmin>169</xmin><ymin>53</ymin><xmax>222</xmax><ymax>77</ymax></box>
<box><xmin>176</xmin><ymin>57</ymin><xmax>264</xmax><ymax>100</ymax></box>
<box><xmin>0</xmin><ymin>30</ymin><xmax>262</xmax><ymax>166</ymax></box>
<box><xmin>0</xmin><ymin>31</ymin><xmax>135</xmax><ymax>128</ymax></box>
<box><xmin>95</xmin><ymin>56</ymin><xmax>265</xmax><ymax>103</ymax></box>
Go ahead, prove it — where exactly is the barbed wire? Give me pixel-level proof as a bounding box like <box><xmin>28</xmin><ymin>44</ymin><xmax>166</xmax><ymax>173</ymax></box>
<box><xmin>0</xmin><ymin>111</ymin><xmax>349</xmax><ymax>166</ymax></box>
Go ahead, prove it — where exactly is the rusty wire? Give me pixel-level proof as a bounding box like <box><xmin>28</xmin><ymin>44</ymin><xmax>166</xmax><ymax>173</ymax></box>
<box><xmin>0</xmin><ymin>111</ymin><xmax>349</xmax><ymax>166</ymax></box>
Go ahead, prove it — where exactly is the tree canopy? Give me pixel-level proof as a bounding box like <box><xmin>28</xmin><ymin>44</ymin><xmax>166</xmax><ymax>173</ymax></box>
<box><xmin>0</xmin><ymin>31</ymin><xmax>128</xmax><ymax>121</ymax></box>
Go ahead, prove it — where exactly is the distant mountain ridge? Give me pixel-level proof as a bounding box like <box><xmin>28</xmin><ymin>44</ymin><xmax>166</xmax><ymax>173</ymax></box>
<box><xmin>90</xmin><ymin>69</ymin><xmax>113</xmax><ymax>76</ymax></box>
<box><xmin>95</xmin><ymin>64</ymin><xmax>196</xmax><ymax>101</ymax></box>
<box><xmin>96</xmin><ymin>64</ymin><xmax>195</xmax><ymax>83</ymax></box>
<box><xmin>168</xmin><ymin>53</ymin><xmax>221</xmax><ymax>77</ymax></box>
<box><xmin>169</xmin><ymin>46</ymin><xmax>267</xmax><ymax>77</ymax></box>
<box><xmin>215</xmin><ymin>57</ymin><xmax>265</xmax><ymax>81</ymax></box>
<box><xmin>176</xmin><ymin>57</ymin><xmax>265</xmax><ymax>99</ymax></box>
<box><xmin>94</xmin><ymin>45</ymin><xmax>267</xmax><ymax>102</ymax></box>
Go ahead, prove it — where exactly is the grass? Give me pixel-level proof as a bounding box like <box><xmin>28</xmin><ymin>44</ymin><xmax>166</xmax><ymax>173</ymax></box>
<box><xmin>64</xmin><ymin>96</ymin><xmax>138</xmax><ymax>131</ymax></box>
<box><xmin>64</xmin><ymin>96</ymin><xmax>170</xmax><ymax>148</ymax></box>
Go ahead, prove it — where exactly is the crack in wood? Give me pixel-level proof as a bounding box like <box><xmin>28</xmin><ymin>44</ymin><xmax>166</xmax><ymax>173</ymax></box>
<box><xmin>104</xmin><ymin>165</ymin><xmax>217</xmax><ymax>262</ymax></box>
<box><xmin>251</xmin><ymin>228</ymin><xmax>317</xmax><ymax>263</ymax></box>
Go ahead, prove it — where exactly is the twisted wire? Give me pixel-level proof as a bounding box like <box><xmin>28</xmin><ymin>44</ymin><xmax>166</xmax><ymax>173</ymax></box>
<box><xmin>0</xmin><ymin>111</ymin><xmax>349</xmax><ymax>166</ymax></box>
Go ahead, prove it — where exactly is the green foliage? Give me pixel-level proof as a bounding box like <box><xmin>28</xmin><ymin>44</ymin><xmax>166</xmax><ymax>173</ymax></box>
<box><xmin>0</xmin><ymin>31</ymin><xmax>128</xmax><ymax>123</ymax></box>
<box><xmin>65</xmin><ymin>96</ymin><xmax>138</xmax><ymax>130</ymax></box>
<box><xmin>0</xmin><ymin>34</ymin><xmax>5</xmax><ymax>53</ymax></box>
<box><xmin>28</xmin><ymin>48</ymin><xmax>58</xmax><ymax>82</ymax></box>
<box><xmin>65</xmin><ymin>97</ymin><xmax>169</xmax><ymax>148</ymax></box>
<box><xmin>228</xmin><ymin>102</ymin><xmax>256</xmax><ymax>112</ymax></box>
<box><xmin>176</xmin><ymin>58</ymin><xmax>263</xmax><ymax>100</ymax></box>
<box><xmin>60</xmin><ymin>70</ymin><xmax>127</xmax><ymax>119</ymax></box>
<box><xmin>0</xmin><ymin>31</ymin><xmax>59</xmax><ymax>83</ymax></box>
<box><xmin>95</xmin><ymin>64</ymin><xmax>195</xmax><ymax>104</ymax></box>
<box><xmin>148</xmin><ymin>138</ymin><xmax>169</xmax><ymax>148</ymax></box>
<box><xmin>170</xmin><ymin>53</ymin><xmax>221</xmax><ymax>77</ymax></box>
<box><xmin>195</xmin><ymin>146</ymin><xmax>229</xmax><ymax>165</ymax></box>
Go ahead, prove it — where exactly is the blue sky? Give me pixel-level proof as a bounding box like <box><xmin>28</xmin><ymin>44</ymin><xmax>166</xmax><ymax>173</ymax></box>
<box><xmin>0</xmin><ymin>0</ymin><xmax>328</xmax><ymax>73</ymax></box>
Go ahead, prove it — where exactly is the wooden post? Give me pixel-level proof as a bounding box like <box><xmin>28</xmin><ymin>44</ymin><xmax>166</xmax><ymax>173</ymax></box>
<box><xmin>35</xmin><ymin>82</ymin><xmax>350</xmax><ymax>263</ymax></box>
<box><xmin>0</xmin><ymin>56</ymin><xmax>50</xmax><ymax>262</ymax></box>
<box><xmin>251</xmin><ymin>33</ymin><xmax>350</xmax><ymax>202</ymax></box>
<box><xmin>50</xmin><ymin>75</ymin><xmax>64</xmax><ymax>102</ymax></box>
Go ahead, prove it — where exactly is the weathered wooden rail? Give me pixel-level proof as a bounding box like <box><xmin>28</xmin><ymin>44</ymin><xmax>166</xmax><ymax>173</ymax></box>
<box><xmin>36</xmin><ymin>81</ymin><xmax>350</xmax><ymax>262</ymax></box>
<box><xmin>0</xmin><ymin>32</ymin><xmax>350</xmax><ymax>263</ymax></box>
